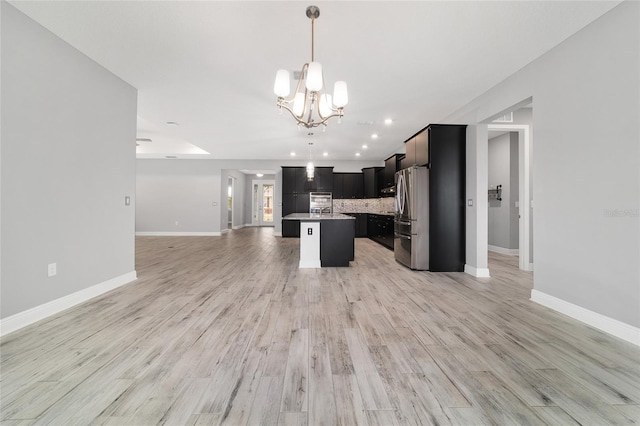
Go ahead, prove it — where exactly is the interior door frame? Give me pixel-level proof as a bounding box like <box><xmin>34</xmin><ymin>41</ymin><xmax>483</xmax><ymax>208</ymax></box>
<box><xmin>252</xmin><ymin>180</ymin><xmax>275</xmax><ymax>226</ymax></box>
<box><xmin>487</xmin><ymin>123</ymin><xmax>531</xmax><ymax>271</ymax></box>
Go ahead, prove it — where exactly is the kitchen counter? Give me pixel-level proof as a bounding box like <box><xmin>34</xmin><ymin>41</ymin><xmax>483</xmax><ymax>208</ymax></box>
<box><xmin>282</xmin><ymin>213</ymin><xmax>354</xmax><ymax>267</ymax></box>
<box><xmin>283</xmin><ymin>213</ymin><xmax>355</xmax><ymax>221</ymax></box>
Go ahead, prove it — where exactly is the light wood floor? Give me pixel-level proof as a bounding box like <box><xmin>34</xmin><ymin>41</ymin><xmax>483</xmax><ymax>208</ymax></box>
<box><xmin>2</xmin><ymin>227</ymin><xmax>639</xmax><ymax>425</ymax></box>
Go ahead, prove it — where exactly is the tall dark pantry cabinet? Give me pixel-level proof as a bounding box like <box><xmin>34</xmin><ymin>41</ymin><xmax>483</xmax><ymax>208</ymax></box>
<box><xmin>402</xmin><ymin>124</ymin><xmax>466</xmax><ymax>272</ymax></box>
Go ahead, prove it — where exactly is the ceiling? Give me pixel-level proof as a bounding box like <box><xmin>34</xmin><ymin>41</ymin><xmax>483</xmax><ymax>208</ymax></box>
<box><xmin>10</xmin><ymin>1</ymin><xmax>621</xmax><ymax>162</ymax></box>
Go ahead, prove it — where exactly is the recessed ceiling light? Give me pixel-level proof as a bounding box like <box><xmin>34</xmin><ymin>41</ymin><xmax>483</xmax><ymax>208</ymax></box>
<box><xmin>136</xmin><ymin>137</ymin><xmax>152</xmax><ymax>142</ymax></box>
<box><xmin>323</xmin><ymin>152</ymin><xmax>328</xmax><ymax>156</ymax></box>
<box><xmin>166</xmin><ymin>121</ymin><xmax>179</xmax><ymax>126</ymax></box>
<box><xmin>256</xmin><ymin>173</ymin><xmax>264</xmax><ymax>177</ymax></box>
<box><xmin>165</xmin><ymin>155</ymin><xmax>177</xmax><ymax>159</ymax></box>
<box><xmin>384</xmin><ymin>118</ymin><xmax>393</xmax><ymax>125</ymax></box>
<box><xmin>290</xmin><ymin>152</ymin><xmax>296</xmax><ymax>156</ymax></box>
<box><xmin>362</xmin><ymin>144</ymin><xmax>368</xmax><ymax>149</ymax></box>
<box><xmin>355</xmin><ymin>152</ymin><xmax>361</xmax><ymax>157</ymax></box>
<box><xmin>371</xmin><ymin>134</ymin><xmax>378</xmax><ymax>139</ymax></box>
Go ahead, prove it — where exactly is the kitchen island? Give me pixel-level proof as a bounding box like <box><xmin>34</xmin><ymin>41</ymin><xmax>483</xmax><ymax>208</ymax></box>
<box><xmin>283</xmin><ymin>213</ymin><xmax>355</xmax><ymax>267</ymax></box>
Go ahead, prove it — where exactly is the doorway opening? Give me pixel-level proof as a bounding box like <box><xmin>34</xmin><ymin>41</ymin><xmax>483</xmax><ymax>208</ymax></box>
<box><xmin>252</xmin><ymin>180</ymin><xmax>275</xmax><ymax>226</ymax></box>
<box><xmin>486</xmin><ymin>103</ymin><xmax>533</xmax><ymax>272</ymax></box>
<box><xmin>227</xmin><ymin>177</ymin><xmax>235</xmax><ymax>230</ymax></box>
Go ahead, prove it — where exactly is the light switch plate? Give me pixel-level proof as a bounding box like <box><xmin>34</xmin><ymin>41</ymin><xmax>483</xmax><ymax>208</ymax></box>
<box><xmin>468</xmin><ymin>199</ymin><xmax>473</xmax><ymax>207</ymax></box>
<box><xmin>48</xmin><ymin>263</ymin><xmax>57</xmax><ymax>277</ymax></box>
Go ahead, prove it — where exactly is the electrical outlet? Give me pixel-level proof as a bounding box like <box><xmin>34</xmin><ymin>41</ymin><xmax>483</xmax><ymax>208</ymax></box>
<box><xmin>125</xmin><ymin>196</ymin><xmax>131</xmax><ymax>206</ymax></box>
<box><xmin>48</xmin><ymin>263</ymin><xmax>57</xmax><ymax>277</ymax></box>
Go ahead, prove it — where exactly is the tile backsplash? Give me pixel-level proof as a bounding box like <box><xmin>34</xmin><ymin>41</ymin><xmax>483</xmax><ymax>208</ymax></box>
<box><xmin>333</xmin><ymin>197</ymin><xmax>395</xmax><ymax>214</ymax></box>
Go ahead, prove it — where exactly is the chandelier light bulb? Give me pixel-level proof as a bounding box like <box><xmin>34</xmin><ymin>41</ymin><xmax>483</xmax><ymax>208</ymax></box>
<box><xmin>274</xmin><ymin>70</ymin><xmax>290</xmax><ymax>97</ymax></box>
<box><xmin>306</xmin><ymin>62</ymin><xmax>323</xmax><ymax>92</ymax></box>
<box><xmin>333</xmin><ymin>81</ymin><xmax>348</xmax><ymax>107</ymax></box>
<box><xmin>292</xmin><ymin>93</ymin><xmax>305</xmax><ymax>117</ymax></box>
<box><xmin>319</xmin><ymin>94</ymin><xmax>332</xmax><ymax>117</ymax></box>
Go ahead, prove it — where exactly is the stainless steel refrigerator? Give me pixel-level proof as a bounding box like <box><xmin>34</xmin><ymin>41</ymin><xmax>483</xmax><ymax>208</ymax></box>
<box><xmin>394</xmin><ymin>166</ymin><xmax>429</xmax><ymax>270</ymax></box>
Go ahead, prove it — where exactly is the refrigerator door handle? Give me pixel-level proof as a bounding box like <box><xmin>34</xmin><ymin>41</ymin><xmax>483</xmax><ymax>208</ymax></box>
<box><xmin>396</xmin><ymin>220</ymin><xmax>411</xmax><ymax>226</ymax></box>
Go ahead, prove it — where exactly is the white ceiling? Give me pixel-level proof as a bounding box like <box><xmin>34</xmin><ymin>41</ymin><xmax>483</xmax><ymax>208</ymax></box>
<box><xmin>10</xmin><ymin>1</ymin><xmax>621</xmax><ymax>162</ymax></box>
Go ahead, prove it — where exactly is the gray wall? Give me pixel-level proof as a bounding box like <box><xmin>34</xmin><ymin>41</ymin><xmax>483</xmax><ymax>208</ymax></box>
<box><xmin>444</xmin><ymin>2</ymin><xmax>640</xmax><ymax>328</ymax></box>
<box><xmin>136</xmin><ymin>160</ymin><xmax>221</xmax><ymax>234</ymax></box>
<box><xmin>1</xmin><ymin>3</ymin><xmax>137</xmax><ymax>318</ymax></box>
<box><xmin>135</xmin><ymin>159</ymin><xmax>381</xmax><ymax>235</ymax></box>
<box><xmin>488</xmin><ymin>133</ymin><xmax>518</xmax><ymax>250</ymax></box>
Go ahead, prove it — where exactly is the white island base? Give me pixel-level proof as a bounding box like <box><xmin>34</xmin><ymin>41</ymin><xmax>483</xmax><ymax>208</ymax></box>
<box><xmin>299</xmin><ymin>221</ymin><xmax>321</xmax><ymax>268</ymax></box>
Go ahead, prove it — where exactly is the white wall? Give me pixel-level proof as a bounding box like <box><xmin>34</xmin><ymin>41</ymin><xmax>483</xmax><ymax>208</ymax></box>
<box><xmin>445</xmin><ymin>2</ymin><xmax>640</xmax><ymax>332</ymax></box>
<box><xmin>1</xmin><ymin>3</ymin><xmax>137</xmax><ymax>320</ymax></box>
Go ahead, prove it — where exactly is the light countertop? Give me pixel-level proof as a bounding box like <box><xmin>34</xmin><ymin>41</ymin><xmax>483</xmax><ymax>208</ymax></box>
<box><xmin>283</xmin><ymin>213</ymin><xmax>355</xmax><ymax>221</ymax></box>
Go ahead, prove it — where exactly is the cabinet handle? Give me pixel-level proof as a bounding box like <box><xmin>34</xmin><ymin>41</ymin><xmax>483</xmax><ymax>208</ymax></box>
<box><xmin>394</xmin><ymin>232</ymin><xmax>411</xmax><ymax>240</ymax></box>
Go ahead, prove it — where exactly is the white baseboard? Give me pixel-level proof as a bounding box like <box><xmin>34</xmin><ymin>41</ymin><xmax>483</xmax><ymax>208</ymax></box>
<box><xmin>0</xmin><ymin>271</ymin><xmax>137</xmax><ymax>337</ymax></box>
<box><xmin>135</xmin><ymin>232</ymin><xmax>221</xmax><ymax>236</ymax></box>
<box><xmin>531</xmin><ymin>289</ymin><xmax>640</xmax><ymax>347</ymax></box>
<box><xmin>299</xmin><ymin>260</ymin><xmax>321</xmax><ymax>268</ymax></box>
<box><xmin>464</xmin><ymin>264</ymin><xmax>491</xmax><ymax>277</ymax></box>
<box><xmin>274</xmin><ymin>231</ymin><xmax>282</xmax><ymax>237</ymax></box>
<box><xmin>488</xmin><ymin>245</ymin><xmax>519</xmax><ymax>256</ymax></box>
<box><xmin>232</xmin><ymin>224</ymin><xmax>246</xmax><ymax>230</ymax></box>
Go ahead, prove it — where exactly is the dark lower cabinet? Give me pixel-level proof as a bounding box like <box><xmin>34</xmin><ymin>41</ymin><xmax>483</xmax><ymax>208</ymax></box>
<box><xmin>320</xmin><ymin>220</ymin><xmax>355</xmax><ymax>267</ymax></box>
<box><xmin>345</xmin><ymin>213</ymin><xmax>368</xmax><ymax>237</ymax></box>
<box><xmin>367</xmin><ymin>214</ymin><xmax>394</xmax><ymax>250</ymax></box>
<box><xmin>282</xmin><ymin>219</ymin><xmax>300</xmax><ymax>238</ymax></box>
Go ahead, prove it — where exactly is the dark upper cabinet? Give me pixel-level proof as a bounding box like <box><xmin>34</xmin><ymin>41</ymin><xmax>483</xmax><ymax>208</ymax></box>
<box><xmin>344</xmin><ymin>173</ymin><xmax>363</xmax><ymax>199</ymax></box>
<box><xmin>282</xmin><ymin>166</ymin><xmax>333</xmax><ymax>194</ymax></box>
<box><xmin>332</xmin><ymin>174</ymin><xmax>344</xmax><ymax>199</ymax></box>
<box><xmin>333</xmin><ymin>173</ymin><xmax>363</xmax><ymax>199</ymax></box>
<box><xmin>282</xmin><ymin>167</ymin><xmax>308</xmax><ymax>194</ymax></box>
<box><xmin>402</xmin><ymin>126</ymin><xmax>431</xmax><ymax>168</ymax></box>
<box><xmin>415</xmin><ymin>129</ymin><xmax>429</xmax><ymax>166</ymax></box>
<box><xmin>315</xmin><ymin>167</ymin><xmax>334</xmax><ymax>191</ymax></box>
<box><xmin>384</xmin><ymin>156</ymin><xmax>395</xmax><ymax>187</ymax></box>
<box><xmin>362</xmin><ymin>167</ymin><xmax>381</xmax><ymax>198</ymax></box>
<box><xmin>375</xmin><ymin>167</ymin><xmax>386</xmax><ymax>195</ymax></box>
<box><xmin>282</xmin><ymin>167</ymin><xmax>297</xmax><ymax>194</ymax></box>
<box><xmin>403</xmin><ymin>137</ymin><xmax>416</xmax><ymax>169</ymax></box>
<box><xmin>383</xmin><ymin>154</ymin><xmax>404</xmax><ymax>188</ymax></box>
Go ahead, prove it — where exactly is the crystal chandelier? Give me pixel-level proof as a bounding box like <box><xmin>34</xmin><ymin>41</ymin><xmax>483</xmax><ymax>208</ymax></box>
<box><xmin>273</xmin><ymin>5</ymin><xmax>348</xmax><ymax>129</ymax></box>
